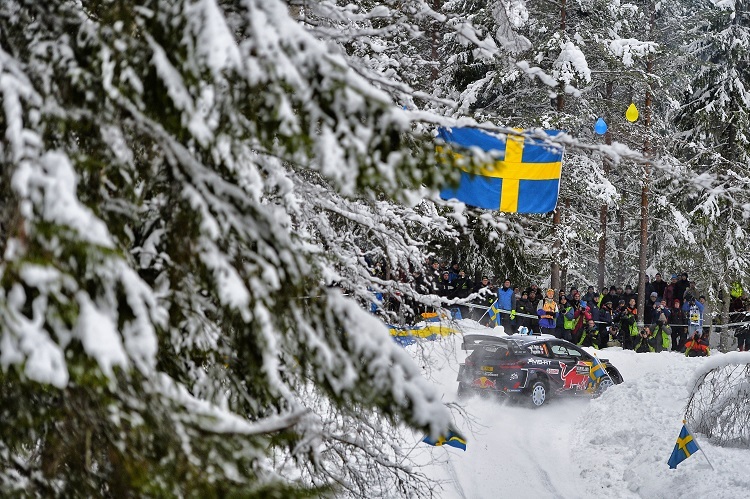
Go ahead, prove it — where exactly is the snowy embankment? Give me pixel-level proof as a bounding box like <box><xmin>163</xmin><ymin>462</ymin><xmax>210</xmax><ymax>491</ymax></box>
<box><xmin>403</xmin><ymin>319</ymin><xmax>750</xmax><ymax>499</ymax></box>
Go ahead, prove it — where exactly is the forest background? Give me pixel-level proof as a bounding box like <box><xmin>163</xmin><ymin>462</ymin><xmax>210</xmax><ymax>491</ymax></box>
<box><xmin>0</xmin><ymin>0</ymin><xmax>748</xmax><ymax>497</ymax></box>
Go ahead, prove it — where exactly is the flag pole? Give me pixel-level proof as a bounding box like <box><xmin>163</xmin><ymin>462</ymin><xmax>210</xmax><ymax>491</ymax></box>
<box><xmin>684</xmin><ymin>420</ymin><xmax>715</xmax><ymax>471</ymax></box>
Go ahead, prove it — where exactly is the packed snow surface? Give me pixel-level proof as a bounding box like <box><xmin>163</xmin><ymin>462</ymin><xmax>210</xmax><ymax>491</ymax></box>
<box><xmin>405</xmin><ymin>319</ymin><xmax>750</xmax><ymax>498</ymax></box>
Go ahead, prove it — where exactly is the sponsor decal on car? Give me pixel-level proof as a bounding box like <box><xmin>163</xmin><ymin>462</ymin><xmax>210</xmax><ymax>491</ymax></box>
<box><xmin>546</xmin><ymin>369</ymin><xmax>559</xmax><ymax>375</ymax></box>
<box><xmin>527</xmin><ymin>358</ymin><xmax>552</xmax><ymax>366</ymax></box>
<box><xmin>471</xmin><ymin>377</ymin><xmax>497</xmax><ymax>389</ymax></box>
<box><xmin>559</xmin><ymin>362</ymin><xmax>589</xmax><ymax>390</ymax></box>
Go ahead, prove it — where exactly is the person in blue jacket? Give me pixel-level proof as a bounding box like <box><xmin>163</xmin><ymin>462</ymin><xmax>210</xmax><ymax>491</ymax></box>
<box><xmin>682</xmin><ymin>293</ymin><xmax>704</xmax><ymax>341</ymax></box>
<box><xmin>497</xmin><ymin>279</ymin><xmax>517</xmax><ymax>334</ymax></box>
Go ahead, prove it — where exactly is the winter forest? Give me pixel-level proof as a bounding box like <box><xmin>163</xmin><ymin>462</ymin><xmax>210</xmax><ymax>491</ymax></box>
<box><xmin>0</xmin><ymin>0</ymin><xmax>749</xmax><ymax>496</ymax></box>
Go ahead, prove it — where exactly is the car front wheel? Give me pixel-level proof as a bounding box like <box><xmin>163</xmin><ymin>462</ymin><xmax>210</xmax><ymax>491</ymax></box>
<box><xmin>528</xmin><ymin>380</ymin><xmax>547</xmax><ymax>408</ymax></box>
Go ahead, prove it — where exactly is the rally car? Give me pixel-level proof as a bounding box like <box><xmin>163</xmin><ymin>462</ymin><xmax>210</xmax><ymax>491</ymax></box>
<box><xmin>456</xmin><ymin>334</ymin><xmax>624</xmax><ymax>407</ymax></box>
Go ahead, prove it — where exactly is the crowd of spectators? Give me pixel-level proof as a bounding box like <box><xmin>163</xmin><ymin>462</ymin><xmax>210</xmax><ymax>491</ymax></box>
<box><xmin>367</xmin><ymin>257</ymin><xmax>750</xmax><ymax>354</ymax></box>
<box><xmin>395</xmin><ymin>259</ymin><xmax>750</xmax><ymax>355</ymax></box>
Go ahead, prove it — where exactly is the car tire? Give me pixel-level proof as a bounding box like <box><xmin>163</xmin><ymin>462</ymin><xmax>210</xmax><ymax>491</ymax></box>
<box><xmin>528</xmin><ymin>380</ymin><xmax>547</xmax><ymax>408</ymax></box>
<box><xmin>596</xmin><ymin>377</ymin><xmax>615</xmax><ymax>395</ymax></box>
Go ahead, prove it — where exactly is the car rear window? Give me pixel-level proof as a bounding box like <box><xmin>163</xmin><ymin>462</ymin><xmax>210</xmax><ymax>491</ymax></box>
<box><xmin>470</xmin><ymin>344</ymin><xmax>512</xmax><ymax>362</ymax></box>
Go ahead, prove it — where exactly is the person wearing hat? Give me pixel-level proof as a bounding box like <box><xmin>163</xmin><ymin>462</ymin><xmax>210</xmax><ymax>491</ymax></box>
<box><xmin>663</xmin><ymin>275</ymin><xmax>677</xmax><ymax>305</ymax></box>
<box><xmin>437</xmin><ymin>270</ymin><xmax>454</xmax><ymax>297</ymax></box>
<box><xmin>674</xmin><ymin>272</ymin><xmax>689</xmax><ymax>307</ymax></box>
<box><xmin>473</xmin><ymin>275</ymin><xmax>494</xmax><ymax>324</ymax></box>
<box><xmin>620</xmin><ymin>298</ymin><xmax>639</xmax><ymax>350</ymax></box>
<box><xmin>598</xmin><ymin>299</ymin><xmax>615</xmax><ymax>346</ymax></box>
<box><xmin>651</xmin><ymin>313</ymin><xmax>672</xmax><ymax>352</ymax></box>
<box><xmin>515</xmin><ymin>290</ymin><xmax>534</xmax><ymax>335</ymax></box>
<box><xmin>537</xmin><ymin>288</ymin><xmax>559</xmax><ymax>336</ymax></box>
<box><xmin>669</xmin><ymin>298</ymin><xmax>688</xmax><ymax>352</ymax></box>
<box><xmin>497</xmin><ymin>278</ymin><xmax>516</xmax><ymax>334</ymax></box>
<box><xmin>644</xmin><ymin>291</ymin><xmax>660</xmax><ymax>325</ymax></box>
<box><xmin>652</xmin><ymin>273</ymin><xmax>667</xmax><ymax>298</ymax></box>
<box><xmin>682</xmin><ymin>293</ymin><xmax>704</xmax><ymax>341</ymax></box>
<box><xmin>623</xmin><ymin>285</ymin><xmax>636</xmax><ymax>305</ymax></box>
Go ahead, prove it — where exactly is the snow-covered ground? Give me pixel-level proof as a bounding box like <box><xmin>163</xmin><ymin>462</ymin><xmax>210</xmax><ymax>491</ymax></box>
<box><xmin>404</xmin><ymin>319</ymin><xmax>750</xmax><ymax>498</ymax></box>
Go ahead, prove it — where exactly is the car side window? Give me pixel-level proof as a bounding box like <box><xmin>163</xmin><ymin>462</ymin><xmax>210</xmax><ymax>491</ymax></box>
<box><xmin>551</xmin><ymin>343</ymin><xmax>582</xmax><ymax>359</ymax></box>
<box><xmin>528</xmin><ymin>343</ymin><xmax>551</xmax><ymax>358</ymax></box>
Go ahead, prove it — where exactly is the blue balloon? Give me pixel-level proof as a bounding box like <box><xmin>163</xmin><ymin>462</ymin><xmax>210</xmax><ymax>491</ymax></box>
<box><xmin>594</xmin><ymin>117</ymin><xmax>608</xmax><ymax>135</ymax></box>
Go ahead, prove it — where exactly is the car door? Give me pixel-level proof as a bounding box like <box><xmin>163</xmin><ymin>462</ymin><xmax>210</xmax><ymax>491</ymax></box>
<box><xmin>549</xmin><ymin>341</ymin><xmax>592</xmax><ymax>392</ymax></box>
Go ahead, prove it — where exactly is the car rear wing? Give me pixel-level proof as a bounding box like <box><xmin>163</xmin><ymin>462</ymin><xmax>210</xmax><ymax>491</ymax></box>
<box><xmin>460</xmin><ymin>334</ymin><xmax>507</xmax><ymax>351</ymax></box>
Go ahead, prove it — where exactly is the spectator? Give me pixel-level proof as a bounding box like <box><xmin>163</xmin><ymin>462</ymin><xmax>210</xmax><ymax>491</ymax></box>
<box><xmin>584</xmin><ymin>285</ymin><xmax>597</xmax><ymax>303</ymax></box>
<box><xmin>606</xmin><ymin>286</ymin><xmax>620</xmax><ymax>305</ymax></box>
<box><xmin>652</xmin><ymin>273</ymin><xmax>667</xmax><ymax>298</ymax></box>
<box><xmin>682</xmin><ymin>293</ymin><xmax>705</xmax><ymax>341</ymax></box>
<box><xmin>663</xmin><ymin>275</ymin><xmax>677</xmax><ymax>308</ymax></box>
<box><xmin>588</xmin><ymin>296</ymin><xmax>600</xmax><ymax>324</ymax></box>
<box><xmin>437</xmin><ymin>271</ymin><xmax>454</xmax><ymax>297</ymax></box>
<box><xmin>598</xmin><ymin>300</ymin><xmax>614</xmax><ymax>346</ymax></box>
<box><xmin>620</xmin><ymin>298</ymin><xmax>639</xmax><ymax>350</ymax></box>
<box><xmin>427</xmin><ymin>260</ymin><xmax>442</xmax><ymax>294</ymax></box>
<box><xmin>451</xmin><ymin>269</ymin><xmax>472</xmax><ymax>318</ymax></box>
<box><xmin>515</xmin><ymin>290</ymin><xmax>534</xmax><ymax>334</ymax></box>
<box><xmin>578</xmin><ymin>319</ymin><xmax>600</xmax><ymax>349</ymax></box>
<box><xmin>684</xmin><ymin>330</ymin><xmax>710</xmax><ymax>357</ymax></box>
<box><xmin>473</xmin><ymin>276</ymin><xmax>495</xmax><ymax>325</ymax></box>
<box><xmin>644</xmin><ymin>291</ymin><xmax>659</xmax><ymax>325</ymax></box>
<box><xmin>560</xmin><ymin>295</ymin><xmax>576</xmax><ymax>341</ymax></box>
<box><xmin>448</xmin><ymin>262</ymin><xmax>460</xmax><ymax>283</ymax></box>
<box><xmin>674</xmin><ymin>272</ymin><xmax>689</xmax><ymax>306</ymax></box>
<box><xmin>669</xmin><ymin>298</ymin><xmax>688</xmax><ymax>352</ymax></box>
<box><xmin>537</xmin><ymin>288</ymin><xmax>559</xmax><ymax>336</ymax></box>
<box><xmin>643</xmin><ymin>275</ymin><xmax>654</xmax><ymax>300</ymax></box>
<box><xmin>452</xmin><ymin>270</ymin><xmax>471</xmax><ymax>299</ymax></box>
<box><xmin>652</xmin><ymin>314</ymin><xmax>672</xmax><ymax>352</ymax></box>
<box><xmin>634</xmin><ymin>326</ymin><xmax>655</xmax><ymax>353</ymax></box>
<box><xmin>623</xmin><ymin>285</ymin><xmax>636</xmax><ymax>305</ymax></box>
<box><xmin>735</xmin><ymin>303</ymin><xmax>750</xmax><ymax>352</ymax></box>
<box><xmin>497</xmin><ymin>278</ymin><xmax>516</xmax><ymax>334</ymax></box>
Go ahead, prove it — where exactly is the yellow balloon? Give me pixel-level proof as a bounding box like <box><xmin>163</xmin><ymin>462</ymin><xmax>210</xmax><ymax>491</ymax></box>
<box><xmin>626</xmin><ymin>103</ymin><xmax>639</xmax><ymax>122</ymax></box>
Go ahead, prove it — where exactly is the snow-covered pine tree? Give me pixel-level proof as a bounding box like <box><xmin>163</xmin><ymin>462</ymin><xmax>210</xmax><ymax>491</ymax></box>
<box><xmin>673</xmin><ymin>0</ymin><xmax>750</xmax><ymax>349</ymax></box>
<box><xmin>0</xmin><ymin>0</ymin><xmax>472</xmax><ymax>495</ymax></box>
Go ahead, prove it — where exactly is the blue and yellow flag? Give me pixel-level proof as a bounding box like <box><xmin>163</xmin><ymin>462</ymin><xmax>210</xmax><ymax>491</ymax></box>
<box><xmin>488</xmin><ymin>299</ymin><xmax>501</xmax><ymax>327</ymax></box>
<box><xmin>438</xmin><ymin>127</ymin><xmax>564</xmax><ymax>213</ymax></box>
<box><xmin>667</xmin><ymin>424</ymin><xmax>700</xmax><ymax>469</ymax></box>
<box><xmin>423</xmin><ymin>430</ymin><xmax>467</xmax><ymax>451</ymax></box>
<box><xmin>589</xmin><ymin>356</ymin><xmax>607</xmax><ymax>383</ymax></box>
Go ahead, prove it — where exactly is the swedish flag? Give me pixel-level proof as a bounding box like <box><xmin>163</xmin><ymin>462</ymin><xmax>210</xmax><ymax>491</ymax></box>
<box><xmin>589</xmin><ymin>356</ymin><xmax>607</xmax><ymax>383</ymax></box>
<box><xmin>667</xmin><ymin>424</ymin><xmax>700</xmax><ymax>469</ymax></box>
<box><xmin>422</xmin><ymin>430</ymin><xmax>467</xmax><ymax>451</ymax></box>
<box><xmin>438</xmin><ymin>127</ymin><xmax>564</xmax><ymax>213</ymax></box>
<box><xmin>488</xmin><ymin>300</ymin><xmax>501</xmax><ymax>327</ymax></box>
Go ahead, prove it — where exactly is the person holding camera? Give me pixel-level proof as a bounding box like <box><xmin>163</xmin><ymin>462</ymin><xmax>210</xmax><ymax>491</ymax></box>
<box><xmin>578</xmin><ymin>318</ymin><xmax>601</xmax><ymax>349</ymax></box>
<box><xmin>634</xmin><ymin>326</ymin><xmax>656</xmax><ymax>353</ymax></box>
<box><xmin>682</xmin><ymin>293</ymin><xmax>704</xmax><ymax>341</ymax></box>
<box><xmin>619</xmin><ymin>298</ymin><xmax>639</xmax><ymax>350</ymax></box>
<box><xmin>652</xmin><ymin>314</ymin><xmax>672</xmax><ymax>352</ymax></box>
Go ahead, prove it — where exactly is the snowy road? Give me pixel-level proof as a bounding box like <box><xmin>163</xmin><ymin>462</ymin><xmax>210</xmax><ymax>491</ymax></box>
<box><xmin>405</xmin><ymin>319</ymin><xmax>750</xmax><ymax>499</ymax></box>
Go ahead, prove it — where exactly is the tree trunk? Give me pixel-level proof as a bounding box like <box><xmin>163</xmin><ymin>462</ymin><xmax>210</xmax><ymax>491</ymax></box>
<box><xmin>637</xmin><ymin>12</ymin><xmax>655</xmax><ymax>325</ymax></box>
<box><xmin>597</xmin><ymin>81</ymin><xmax>614</xmax><ymax>291</ymax></box>
<box><xmin>551</xmin><ymin>208</ymin><xmax>561</xmax><ymax>291</ymax></box>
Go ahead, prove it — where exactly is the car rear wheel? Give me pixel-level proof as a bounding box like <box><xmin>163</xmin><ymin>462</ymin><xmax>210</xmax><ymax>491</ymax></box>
<box><xmin>597</xmin><ymin>377</ymin><xmax>615</xmax><ymax>394</ymax></box>
<box><xmin>528</xmin><ymin>380</ymin><xmax>547</xmax><ymax>408</ymax></box>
